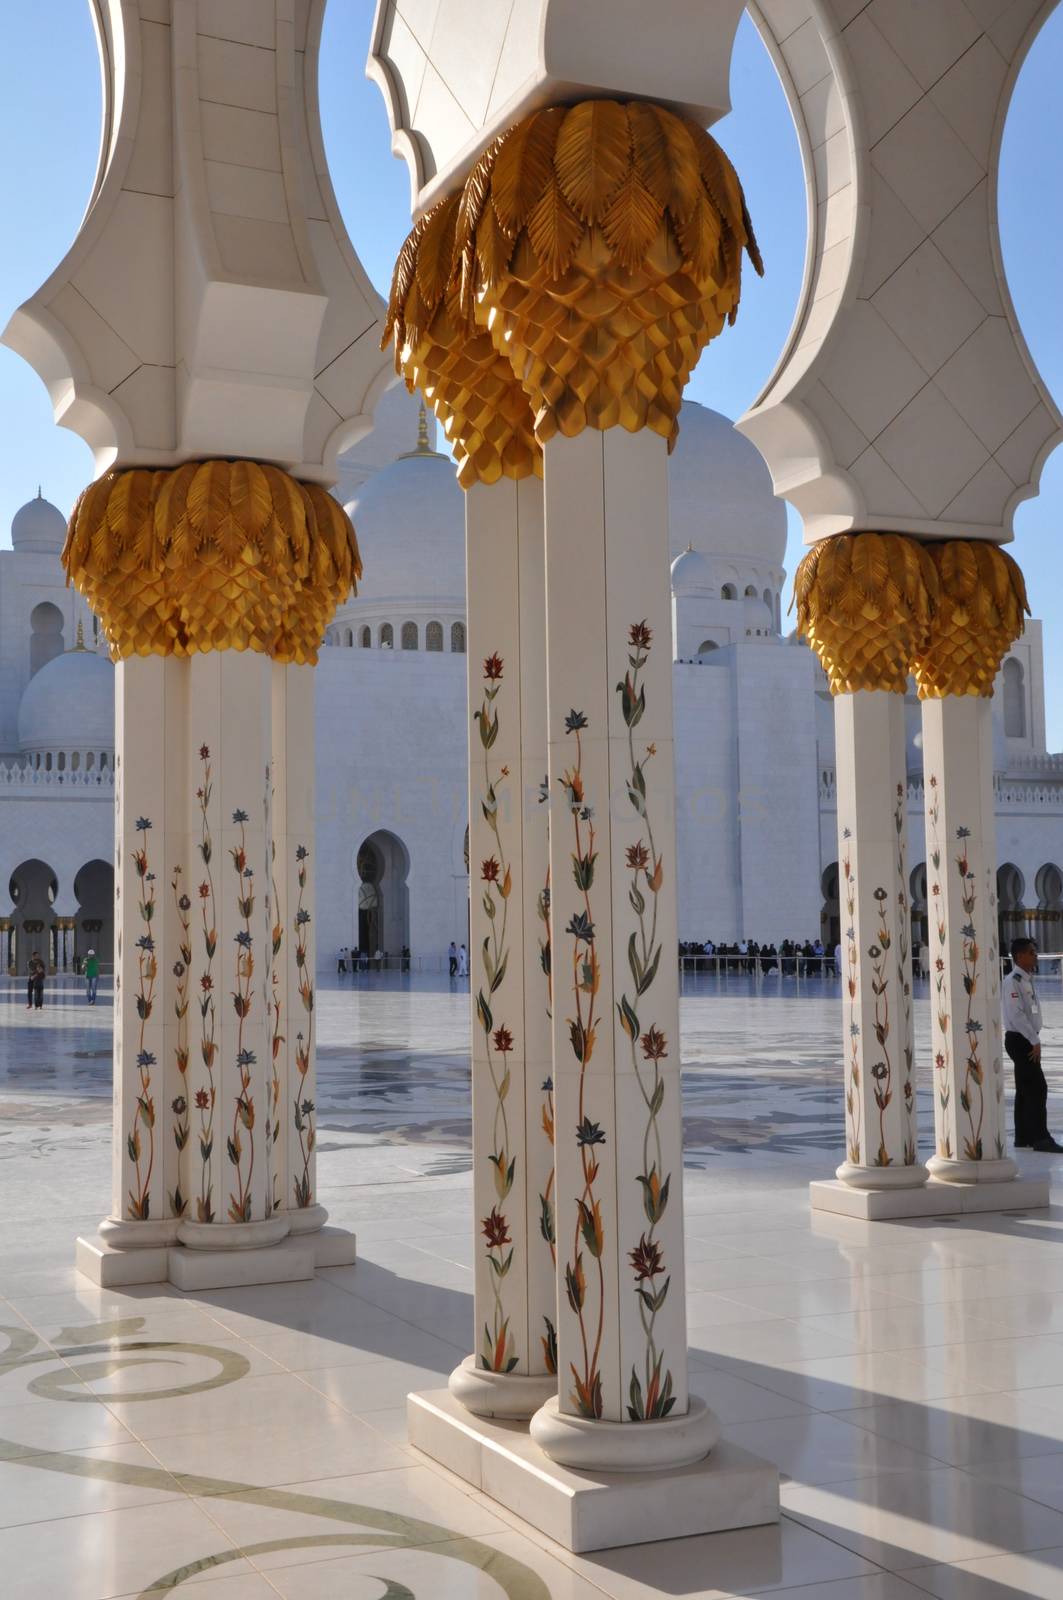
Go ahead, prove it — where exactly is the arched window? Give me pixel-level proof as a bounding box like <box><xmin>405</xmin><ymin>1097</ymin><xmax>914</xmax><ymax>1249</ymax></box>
<box><xmin>721</xmin><ymin>583</ymin><xmax>737</xmax><ymax>600</ymax></box>
<box><xmin>401</xmin><ymin>621</ymin><xmax>418</xmax><ymax>650</ymax></box>
<box><xmin>697</xmin><ymin>639</ymin><xmax>719</xmax><ymax>656</ymax></box>
<box><xmin>762</xmin><ymin>587</ymin><xmax>772</xmax><ymax>609</ymax></box>
<box><xmin>360</xmin><ymin>626</ymin><xmax>371</xmax><ymax>648</ymax></box>
<box><xmin>380</xmin><ymin>623</ymin><xmax>393</xmax><ymax>648</ymax></box>
<box><xmin>451</xmin><ymin>621</ymin><xmax>466</xmax><ymax>653</ymax></box>
<box><xmin>745</xmin><ymin>584</ymin><xmax>758</xmax><ymax>598</ymax></box>
<box><xmin>30</xmin><ymin>601</ymin><xmax>64</xmax><ymax>677</ymax></box>
<box><xmin>426</xmin><ymin>621</ymin><xmax>443</xmax><ymax>652</ymax></box>
<box><xmin>1003</xmin><ymin>658</ymin><xmax>1026</xmax><ymax>737</ymax></box>
<box><xmin>343</xmin><ymin>628</ymin><xmax>353</xmax><ymax>647</ymax></box>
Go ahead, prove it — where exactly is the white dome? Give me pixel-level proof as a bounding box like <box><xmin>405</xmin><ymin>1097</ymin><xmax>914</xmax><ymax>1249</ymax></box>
<box><xmin>668</xmin><ymin>402</ymin><xmax>785</xmax><ymax>568</ymax></box>
<box><xmin>670</xmin><ymin>546</ymin><xmax>713</xmax><ymax>596</ymax></box>
<box><xmin>742</xmin><ymin>593</ymin><xmax>774</xmax><ymax>631</ymax></box>
<box><xmin>18</xmin><ymin>647</ymin><xmax>115</xmax><ymax>754</ymax></box>
<box><xmin>12</xmin><ymin>490</ymin><xmax>66</xmax><ymax>554</ymax></box>
<box><xmin>343</xmin><ymin>445</ymin><xmax>464</xmax><ymax>608</ymax></box>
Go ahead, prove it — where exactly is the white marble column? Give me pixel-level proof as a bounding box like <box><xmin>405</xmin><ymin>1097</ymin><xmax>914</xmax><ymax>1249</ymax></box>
<box><xmin>922</xmin><ymin>695</ymin><xmax>1015</xmax><ymax>1183</ymax></box>
<box><xmin>100</xmin><ymin>656</ymin><xmax>187</xmax><ymax>1251</ymax></box>
<box><xmin>271</xmin><ymin>661</ymin><xmax>327</xmax><ymax>1232</ymax></box>
<box><xmin>833</xmin><ymin>692</ymin><xmax>925</xmax><ymax>1191</ymax></box>
<box><xmin>530</xmin><ymin>428</ymin><xmax>716</xmax><ymax>1469</ymax></box>
<box><xmin>176</xmin><ymin>651</ymin><xmax>289</xmax><ymax>1249</ymax></box>
<box><xmin>453</xmin><ymin>475</ymin><xmax>557</xmax><ymax>1419</ymax></box>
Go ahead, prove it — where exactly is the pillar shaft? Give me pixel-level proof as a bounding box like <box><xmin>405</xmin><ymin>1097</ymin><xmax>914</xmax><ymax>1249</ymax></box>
<box><xmin>543</xmin><ymin>429</ymin><xmax>689</xmax><ymax>1427</ymax></box>
<box><xmin>833</xmin><ymin>692</ymin><xmax>924</xmax><ymax>1188</ymax></box>
<box><xmin>458</xmin><ymin>477</ymin><xmax>556</xmax><ymax>1417</ymax></box>
<box><xmin>272</xmin><ymin>662</ymin><xmax>325</xmax><ymax>1229</ymax></box>
<box><xmin>922</xmin><ymin>695</ymin><xmax>1013</xmax><ymax>1180</ymax></box>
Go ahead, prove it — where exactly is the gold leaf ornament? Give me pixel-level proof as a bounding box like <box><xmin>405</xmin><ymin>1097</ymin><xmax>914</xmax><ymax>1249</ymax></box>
<box><xmin>383</xmin><ymin>192</ymin><xmax>540</xmax><ymax>489</ymax></box>
<box><xmin>913</xmin><ymin>541</ymin><xmax>1027</xmax><ymax>698</ymax></box>
<box><xmin>794</xmin><ymin>533</ymin><xmax>939</xmax><ymax>695</ymax></box>
<box><xmin>383</xmin><ymin>97</ymin><xmax>761</xmax><ymax>464</ymax></box>
<box><xmin>63</xmin><ymin>461</ymin><xmax>360</xmax><ymax>663</ymax></box>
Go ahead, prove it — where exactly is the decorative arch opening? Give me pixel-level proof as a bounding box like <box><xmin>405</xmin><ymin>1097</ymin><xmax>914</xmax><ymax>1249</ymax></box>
<box><xmin>1036</xmin><ymin>862</ymin><xmax>1063</xmax><ymax>953</ymax></box>
<box><xmin>355</xmin><ymin>830</ymin><xmax>410</xmax><ymax>958</ymax></box>
<box><xmin>401</xmin><ymin>621</ymin><xmax>418</xmax><ymax>650</ymax></box>
<box><xmin>721</xmin><ymin>583</ymin><xmax>737</xmax><ymax>601</ymax></box>
<box><xmin>820</xmin><ymin>861</ymin><xmax>839</xmax><ymax>949</ymax></box>
<box><xmin>697</xmin><ymin>639</ymin><xmax>720</xmax><ymax>658</ymax></box>
<box><xmin>910</xmin><ymin>862</ymin><xmax>928</xmax><ymax>959</ymax></box>
<box><xmin>451</xmin><ymin>620</ymin><xmax>466</xmax><ymax>653</ymax></box>
<box><xmin>360</xmin><ymin>625</ymin><xmax>371</xmax><ymax>648</ymax></box>
<box><xmin>73</xmin><ymin>858</ymin><xmax>114</xmax><ymax>969</ymax></box>
<box><xmin>1003</xmin><ymin>657</ymin><xmax>1026</xmax><ymax>738</ymax></box>
<box><xmin>379</xmin><ymin>622</ymin><xmax>393</xmax><ymax>648</ymax></box>
<box><xmin>426</xmin><ymin>620</ymin><xmax>443</xmax><ymax>652</ymax></box>
<box><xmin>8</xmin><ymin>858</ymin><xmax>59</xmax><ymax>975</ymax></box>
<box><xmin>998</xmin><ymin>861</ymin><xmax>1027</xmax><ymax>951</ymax></box>
<box><xmin>30</xmin><ymin>601</ymin><xmax>64</xmax><ymax>677</ymax></box>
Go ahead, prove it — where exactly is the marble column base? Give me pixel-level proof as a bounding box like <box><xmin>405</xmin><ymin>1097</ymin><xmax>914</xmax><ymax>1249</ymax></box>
<box><xmin>927</xmin><ymin>1154</ymin><xmax>1018</xmax><ymax>1185</ymax></box>
<box><xmin>810</xmin><ymin>1175</ymin><xmax>1049</xmax><ymax>1220</ymax></box>
<box><xmin>286</xmin><ymin>1202</ymin><xmax>329</xmax><ymax>1236</ymax></box>
<box><xmin>407</xmin><ymin>1388</ymin><xmax>778</xmax><ymax>1553</ymax></box>
<box><xmin>76</xmin><ymin>1224</ymin><xmax>356</xmax><ymax>1289</ymax></box>
<box><xmin>835</xmin><ymin>1161</ymin><xmax>929</xmax><ymax>1191</ymax></box>
<box><xmin>98</xmin><ymin>1216</ymin><xmax>181</xmax><ymax>1251</ymax></box>
<box><xmin>448</xmin><ymin>1354</ymin><xmax>557</xmax><ymax>1420</ymax></box>
<box><xmin>177</xmin><ymin>1216</ymin><xmax>291</xmax><ymax>1251</ymax></box>
<box><xmin>530</xmin><ymin>1394</ymin><xmax>719</xmax><ymax>1472</ymax></box>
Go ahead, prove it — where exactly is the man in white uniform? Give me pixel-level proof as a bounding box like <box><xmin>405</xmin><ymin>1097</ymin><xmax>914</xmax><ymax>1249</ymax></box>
<box><xmin>1003</xmin><ymin>937</ymin><xmax>1061</xmax><ymax>1153</ymax></box>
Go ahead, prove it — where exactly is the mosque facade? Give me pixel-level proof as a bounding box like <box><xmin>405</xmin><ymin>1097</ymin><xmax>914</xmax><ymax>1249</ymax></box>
<box><xmin>6</xmin><ymin>384</ymin><xmax>1061</xmax><ymax>974</ymax></box>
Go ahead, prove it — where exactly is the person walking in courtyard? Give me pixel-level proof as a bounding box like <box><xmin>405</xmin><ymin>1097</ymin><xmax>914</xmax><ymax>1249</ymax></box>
<box><xmin>1004</xmin><ymin>937</ymin><xmax>1062</xmax><ymax>1153</ymax></box>
<box><xmin>457</xmin><ymin>942</ymin><xmax>468</xmax><ymax>978</ymax></box>
<box><xmin>84</xmin><ymin>948</ymin><xmax>100</xmax><ymax>1005</ymax></box>
<box><xmin>448</xmin><ymin>940</ymin><xmax>458</xmax><ymax>977</ymax></box>
<box><xmin>26</xmin><ymin>951</ymin><xmax>45</xmax><ymax>1010</ymax></box>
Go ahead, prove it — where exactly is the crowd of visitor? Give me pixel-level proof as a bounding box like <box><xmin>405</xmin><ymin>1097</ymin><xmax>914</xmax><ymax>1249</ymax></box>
<box><xmin>678</xmin><ymin>937</ymin><xmax>839</xmax><ymax>975</ymax></box>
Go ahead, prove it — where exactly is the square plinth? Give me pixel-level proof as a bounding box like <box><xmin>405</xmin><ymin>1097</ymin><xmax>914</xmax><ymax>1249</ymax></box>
<box><xmin>810</xmin><ymin>1176</ymin><xmax>1051</xmax><ymax>1220</ymax></box>
<box><xmin>407</xmin><ymin>1388</ymin><xmax>779</xmax><ymax>1553</ymax></box>
<box><xmin>76</xmin><ymin>1228</ymin><xmax>356</xmax><ymax>1288</ymax></box>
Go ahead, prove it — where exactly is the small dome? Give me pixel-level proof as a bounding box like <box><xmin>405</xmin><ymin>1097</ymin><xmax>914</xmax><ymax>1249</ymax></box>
<box><xmin>668</xmin><ymin>402</ymin><xmax>785</xmax><ymax>569</ymax></box>
<box><xmin>341</xmin><ymin>435</ymin><xmax>463</xmax><ymax>608</ymax></box>
<box><xmin>742</xmin><ymin>594</ymin><xmax>774</xmax><ymax>632</ymax></box>
<box><xmin>670</xmin><ymin>546</ymin><xmax>713</xmax><ymax>596</ymax></box>
<box><xmin>12</xmin><ymin>490</ymin><xmax>66</xmax><ymax>554</ymax></box>
<box><xmin>18</xmin><ymin>645</ymin><xmax>114</xmax><ymax>754</ymax></box>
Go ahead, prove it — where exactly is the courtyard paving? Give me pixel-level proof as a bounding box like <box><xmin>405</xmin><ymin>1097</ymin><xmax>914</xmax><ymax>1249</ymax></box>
<box><xmin>2</xmin><ymin>972</ymin><xmax>1063</xmax><ymax>1597</ymax></box>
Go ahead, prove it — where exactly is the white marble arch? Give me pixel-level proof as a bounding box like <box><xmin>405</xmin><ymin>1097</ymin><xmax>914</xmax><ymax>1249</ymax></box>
<box><xmin>737</xmin><ymin>0</ymin><xmax>1063</xmax><ymax>545</ymax></box>
<box><xmin>3</xmin><ymin>0</ymin><xmax>392</xmax><ymax>482</ymax></box>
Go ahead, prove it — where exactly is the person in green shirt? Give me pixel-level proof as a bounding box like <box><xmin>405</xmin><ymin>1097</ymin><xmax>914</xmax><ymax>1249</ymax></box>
<box><xmin>84</xmin><ymin>948</ymin><xmax>100</xmax><ymax>1005</ymax></box>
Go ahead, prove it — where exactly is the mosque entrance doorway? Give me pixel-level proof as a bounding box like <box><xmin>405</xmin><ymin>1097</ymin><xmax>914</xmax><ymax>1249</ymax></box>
<box><xmin>356</xmin><ymin>831</ymin><xmax>410</xmax><ymax>959</ymax></box>
<box><xmin>9</xmin><ymin>858</ymin><xmax>58</xmax><ymax>973</ymax></box>
<box><xmin>74</xmin><ymin>859</ymin><xmax>114</xmax><ymax>969</ymax></box>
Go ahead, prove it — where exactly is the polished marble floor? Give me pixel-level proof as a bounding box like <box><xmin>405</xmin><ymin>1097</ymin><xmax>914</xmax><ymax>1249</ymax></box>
<box><xmin>3</xmin><ymin>973</ymin><xmax>1063</xmax><ymax>1597</ymax></box>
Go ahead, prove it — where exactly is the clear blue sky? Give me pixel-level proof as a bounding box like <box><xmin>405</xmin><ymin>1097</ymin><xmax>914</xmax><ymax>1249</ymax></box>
<box><xmin>0</xmin><ymin>5</ymin><xmax>1059</xmax><ymax>740</ymax></box>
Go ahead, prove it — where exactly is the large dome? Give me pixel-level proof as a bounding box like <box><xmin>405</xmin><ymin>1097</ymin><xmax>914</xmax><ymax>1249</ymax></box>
<box><xmin>12</xmin><ymin>490</ymin><xmax>66</xmax><ymax>554</ymax></box>
<box><xmin>18</xmin><ymin>647</ymin><xmax>115</xmax><ymax>755</ymax></box>
<box><xmin>668</xmin><ymin>402</ymin><xmax>785</xmax><ymax>567</ymax></box>
<box><xmin>343</xmin><ymin>445</ymin><xmax>464</xmax><ymax>608</ymax></box>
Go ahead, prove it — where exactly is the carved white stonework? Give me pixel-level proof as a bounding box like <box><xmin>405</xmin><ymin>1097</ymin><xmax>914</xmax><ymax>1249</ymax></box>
<box><xmin>368</xmin><ymin>0</ymin><xmax>745</xmax><ymax>213</ymax></box>
<box><xmin>738</xmin><ymin>0</ymin><xmax>1063</xmax><ymax>545</ymax></box>
<box><xmin>3</xmin><ymin>0</ymin><xmax>391</xmax><ymax>481</ymax></box>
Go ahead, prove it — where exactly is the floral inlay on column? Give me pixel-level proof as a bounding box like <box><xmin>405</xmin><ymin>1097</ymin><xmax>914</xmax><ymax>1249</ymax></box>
<box><xmin>536</xmin><ymin>782</ymin><xmax>557</xmax><ymax>1376</ymax></box>
<box><xmin>268</xmin><ymin>834</ymin><xmax>283</xmax><ymax>1217</ymax></box>
<box><xmin>928</xmin><ymin>774</ymin><xmax>951</xmax><ymax>1156</ymax></box>
<box><xmin>195</xmin><ymin>747</ymin><xmax>218</xmax><ymax>1223</ymax></box>
<box><xmin>170</xmin><ymin>867</ymin><xmax>192</xmax><ymax>1217</ymax></box>
<box><xmin>127</xmin><ymin>817</ymin><xmax>157</xmax><ymax>1220</ymax></box>
<box><xmin>868</xmin><ymin>884</ymin><xmax>895</xmax><ymax>1168</ymax></box>
<box><xmin>841</xmin><ymin>829</ymin><xmax>861</xmax><ymax>1167</ymax></box>
<box><xmin>954</xmin><ymin>823</ymin><xmax>994</xmax><ymax>1162</ymax></box>
<box><xmin>292</xmin><ymin>843</ymin><xmax>315</xmax><ymax>1209</ymax></box>
<box><xmin>227</xmin><ymin>810</ymin><xmax>256</xmax><ymax>1223</ymax></box>
<box><xmin>615</xmin><ymin>622</ymin><xmax>675</xmax><ymax>1421</ymax></box>
<box><xmin>559</xmin><ymin>707</ymin><xmax>605</xmax><ymax>1419</ymax></box>
<box><xmin>893</xmin><ymin>785</ymin><xmax>916</xmax><ymax>1165</ymax></box>
<box><xmin>474</xmin><ymin>653</ymin><xmax>519</xmax><ymax>1375</ymax></box>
